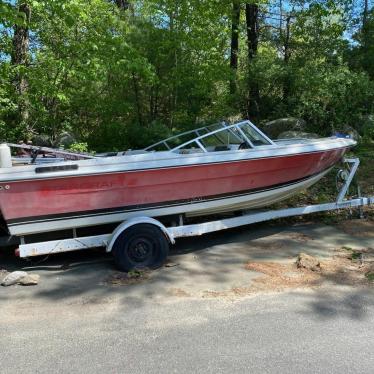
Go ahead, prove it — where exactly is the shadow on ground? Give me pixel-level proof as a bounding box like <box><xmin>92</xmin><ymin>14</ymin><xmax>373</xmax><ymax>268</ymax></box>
<box><xmin>0</xmin><ymin>220</ymin><xmax>373</xmax><ymax>319</ymax></box>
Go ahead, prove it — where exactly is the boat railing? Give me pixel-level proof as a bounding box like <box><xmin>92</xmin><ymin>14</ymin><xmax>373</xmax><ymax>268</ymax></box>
<box><xmin>7</xmin><ymin>143</ymin><xmax>97</xmax><ymax>163</ymax></box>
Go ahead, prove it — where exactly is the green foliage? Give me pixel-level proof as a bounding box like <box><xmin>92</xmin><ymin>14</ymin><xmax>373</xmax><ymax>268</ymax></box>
<box><xmin>0</xmin><ymin>0</ymin><xmax>374</xmax><ymax>149</ymax></box>
<box><xmin>291</xmin><ymin>64</ymin><xmax>374</xmax><ymax>134</ymax></box>
<box><xmin>362</xmin><ymin>115</ymin><xmax>374</xmax><ymax>140</ymax></box>
<box><xmin>87</xmin><ymin>121</ymin><xmax>170</xmax><ymax>152</ymax></box>
<box><xmin>349</xmin><ymin>8</ymin><xmax>374</xmax><ymax>79</ymax></box>
<box><xmin>68</xmin><ymin>142</ymin><xmax>89</xmax><ymax>153</ymax></box>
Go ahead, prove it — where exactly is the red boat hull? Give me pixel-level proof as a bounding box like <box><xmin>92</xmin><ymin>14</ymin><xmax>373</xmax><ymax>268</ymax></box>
<box><xmin>0</xmin><ymin>148</ymin><xmax>347</xmax><ymax>236</ymax></box>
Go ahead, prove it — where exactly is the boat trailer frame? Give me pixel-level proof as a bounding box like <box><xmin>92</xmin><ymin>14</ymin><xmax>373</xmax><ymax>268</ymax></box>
<box><xmin>16</xmin><ymin>158</ymin><xmax>374</xmax><ymax>259</ymax></box>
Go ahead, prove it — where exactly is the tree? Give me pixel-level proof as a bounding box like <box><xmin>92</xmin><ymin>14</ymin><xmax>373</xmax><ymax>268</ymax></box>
<box><xmin>346</xmin><ymin>1</ymin><xmax>374</xmax><ymax>79</ymax></box>
<box><xmin>245</xmin><ymin>2</ymin><xmax>260</xmax><ymax>119</ymax></box>
<box><xmin>363</xmin><ymin>0</ymin><xmax>369</xmax><ymax>29</ymax></box>
<box><xmin>11</xmin><ymin>1</ymin><xmax>31</xmax><ymax>128</ymax></box>
<box><xmin>0</xmin><ymin>0</ymin><xmax>373</xmax><ymax>147</ymax></box>
<box><xmin>230</xmin><ymin>1</ymin><xmax>241</xmax><ymax>94</ymax></box>
<box><xmin>360</xmin><ymin>1</ymin><xmax>374</xmax><ymax>77</ymax></box>
<box><xmin>114</xmin><ymin>0</ymin><xmax>130</xmax><ymax>11</ymax></box>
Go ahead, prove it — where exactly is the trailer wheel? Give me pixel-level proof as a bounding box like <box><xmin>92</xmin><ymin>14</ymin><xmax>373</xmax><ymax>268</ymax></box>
<box><xmin>112</xmin><ymin>224</ymin><xmax>169</xmax><ymax>272</ymax></box>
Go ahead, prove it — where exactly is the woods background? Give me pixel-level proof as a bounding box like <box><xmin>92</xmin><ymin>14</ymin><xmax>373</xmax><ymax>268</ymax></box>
<box><xmin>0</xmin><ymin>0</ymin><xmax>373</xmax><ymax>151</ymax></box>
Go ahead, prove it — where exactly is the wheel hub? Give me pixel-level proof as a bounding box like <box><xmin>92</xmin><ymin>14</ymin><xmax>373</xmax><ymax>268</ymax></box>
<box><xmin>129</xmin><ymin>238</ymin><xmax>154</xmax><ymax>263</ymax></box>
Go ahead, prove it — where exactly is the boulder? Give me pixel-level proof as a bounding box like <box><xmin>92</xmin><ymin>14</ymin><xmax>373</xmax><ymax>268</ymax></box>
<box><xmin>1</xmin><ymin>271</ymin><xmax>28</xmax><ymax>286</ymax></box>
<box><xmin>0</xmin><ymin>270</ymin><xmax>9</xmax><ymax>283</ymax></box>
<box><xmin>31</xmin><ymin>134</ymin><xmax>53</xmax><ymax>147</ymax></box>
<box><xmin>31</xmin><ymin>132</ymin><xmax>77</xmax><ymax>149</ymax></box>
<box><xmin>1</xmin><ymin>271</ymin><xmax>40</xmax><ymax>286</ymax></box>
<box><xmin>278</xmin><ymin>131</ymin><xmax>319</xmax><ymax>140</ymax></box>
<box><xmin>334</xmin><ymin>125</ymin><xmax>361</xmax><ymax>142</ymax></box>
<box><xmin>261</xmin><ymin>118</ymin><xmax>308</xmax><ymax>139</ymax></box>
<box><xmin>296</xmin><ymin>253</ymin><xmax>321</xmax><ymax>272</ymax></box>
<box><xmin>58</xmin><ymin>132</ymin><xmax>76</xmax><ymax>148</ymax></box>
<box><xmin>19</xmin><ymin>274</ymin><xmax>40</xmax><ymax>286</ymax></box>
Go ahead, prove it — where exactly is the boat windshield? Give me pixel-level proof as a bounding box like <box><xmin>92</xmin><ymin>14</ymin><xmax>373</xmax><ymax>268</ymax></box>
<box><xmin>144</xmin><ymin>122</ymin><xmax>228</xmax><ymax>151</ymax></box>
<box><xmin>145</xmin><ymin>120</ymin><xmax>274</xmax><ymax>154</ymax></box>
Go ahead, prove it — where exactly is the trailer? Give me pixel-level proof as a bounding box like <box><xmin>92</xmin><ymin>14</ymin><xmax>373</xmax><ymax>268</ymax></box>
<box><xmin>3</xmin><ymin>157</ymin><xmax>370</xmax><ymax>272</ymax></box>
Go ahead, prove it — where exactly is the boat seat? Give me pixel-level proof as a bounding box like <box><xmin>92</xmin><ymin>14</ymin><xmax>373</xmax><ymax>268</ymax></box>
<box><xmin>96</xmin><ymin>152</ymin><xmax>119</xmax><ymax>157</ymax></box>
<box><xmin>124</xmin><ymin>150</ymin><xmax>149</xmax><ymax>155</ymax></box>
<box><xmin>179</xmin><ymin>148</ymin><xmax>204</xmax><ymax>154</ymax></box>
<box><xmin>214</xmin><ymin>145</ymin><xmax>230</xmax><ymax>152</ymax></box>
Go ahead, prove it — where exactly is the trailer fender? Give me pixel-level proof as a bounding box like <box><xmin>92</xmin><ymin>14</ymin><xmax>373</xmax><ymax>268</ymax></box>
<box><xmin>106</xmin><ymin>217</ymin><xmax>175</xmax><ymax>253</ymax></box>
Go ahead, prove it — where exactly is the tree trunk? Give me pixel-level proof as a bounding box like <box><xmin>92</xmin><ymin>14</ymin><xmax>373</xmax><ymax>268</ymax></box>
<box><xmin>168</xmin><ymin>6</ymin><xmax>179</xmax><ymax>129</ymax></box>
<box><xmin>149</xmin><ymin>84</ymin><xmax>160</xmax><ymax>122</ymax></box>
<box><xmin>11</xmin><ymin>1</ymin><xmax>31</xmax><ymax>126</ymax></box>
<box><xmin>245</xmin><ymin>3</ymin><xmax>260</xmax><ymax>119</ymax></box>
<box><xmin>284</xmin><ymin>16</ymin><xmax>291</xmax><ymax>64</ymax></box>
<box><xmin>283</xmin><ymin>14</ymin><xmax>292</xmax><ymax>101</ymax></box>
<box><xmin>363</xmin><ymin>0</ymin><xmax>369</xmax><ymax>29</ymax></box>
<box><xmin>362</xmin><ymin>0</ymin><xmax>369</xmax><ymax>46</ymax></box>
<box><xmin>114</xmin><ymin>0</ymin><xmax>130</xmax><ymax>11</ymax></box>
<box><xmin>132</xmin><ymin>73</ymin><xmax>143</xmax><ymax>126</ymax></box>
<box><xmin>279</xmin><ymin>0</ymin><xmax>283</xmax><ymax>36</ymax></box>
<box><xmin>230</xmin><ymin>1</ymin><xmax>241</xmax><ymax>95</ymax></box>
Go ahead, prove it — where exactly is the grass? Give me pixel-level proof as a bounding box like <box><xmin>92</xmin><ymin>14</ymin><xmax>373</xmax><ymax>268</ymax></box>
<box><xmin>342</xmin><ymin>246</ymin><xmax>353</xmax><ymax>252</ymax></box>
<box><xmin>354</xmin><ymin>141</ymin><xmax>374</xmax><ymax>196</ymax></box>
<box><xmin>351</xmin><ymin>252</ymin><xmax>363</xmax><ymax>260</ymax></box>
<box><xmin>342</xmin><ymin>246</ymin><xmax>364</xmax><ymax>261</ymax></box>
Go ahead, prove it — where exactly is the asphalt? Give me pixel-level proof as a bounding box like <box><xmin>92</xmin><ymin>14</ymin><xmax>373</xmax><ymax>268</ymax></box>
<box><xmin>1</xmin><ymin>288</ymin><xmax>374</xmax><ymax>373</ymax></box>
<box><xmin>1</xmin><ymin>220</ymin><xmax>374</xmax><ymax>373</ymax></box>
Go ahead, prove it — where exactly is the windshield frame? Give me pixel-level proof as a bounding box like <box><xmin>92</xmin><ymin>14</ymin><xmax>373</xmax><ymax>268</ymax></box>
<box><xmin>145</xmin><ymin>120</ymin><xmax>275</xmax><ymax>153</ymax></box>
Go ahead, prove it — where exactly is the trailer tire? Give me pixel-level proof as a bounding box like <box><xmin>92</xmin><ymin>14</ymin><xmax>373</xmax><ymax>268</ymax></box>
<box><xmin>112</xmin><ymin>224</ymin><xmax>169</xmax><ymax>272</ymax></box>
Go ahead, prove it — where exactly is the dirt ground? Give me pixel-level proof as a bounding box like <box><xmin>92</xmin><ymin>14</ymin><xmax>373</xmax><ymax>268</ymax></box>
<box><xmin>189</xmin><ymin>220</ymin><xmax>374</xmax><ymax>299</ymax></box>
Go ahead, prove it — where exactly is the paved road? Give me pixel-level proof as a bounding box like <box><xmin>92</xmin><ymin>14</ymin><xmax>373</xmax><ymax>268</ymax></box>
<box><xmin>1</xmin><ymin>287</ymin><xmax>374</xmax><ymax>374</ymax></box>
<box><xmin>1</xmin><ymin>221</ymin><xmax>374</xmax><ymax>373</ymax></box>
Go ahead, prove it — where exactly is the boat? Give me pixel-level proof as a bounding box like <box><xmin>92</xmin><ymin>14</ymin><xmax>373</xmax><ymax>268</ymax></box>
<box><xmin>0</xmin><ymin>120</ymin><xmax>356</xmax><ymax>237</ymax></box>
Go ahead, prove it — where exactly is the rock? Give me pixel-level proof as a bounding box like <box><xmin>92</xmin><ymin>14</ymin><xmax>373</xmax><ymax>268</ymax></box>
<box><xmin>1</xmin><ymin>271</ymin><xmax>40</xmax><ymax>286</ymax></box>
<box><xmin>278</xmin><ymin>131</ymin><xmax>319</xmax><ymax>140</ymax></box>
<box><xmin>31</xmin><ymin>134</ymin><xmax>53</xmax><ymax>147</ymax></box>
<box><xmin>334</xmin><ymin>125</ymin><xmax>361</xmax><ymax>142</ymax></box>
<box><xmin>296</xmin><ymin>253</ymin><xmax>321</xmax><ymax>272</ymax></box>
<box><xmin>361</xmin><ymin>115</ymin><xmax>374</xmax><ymax>138</ymax></box>
<box><xmin>32</xmin><ymin>132</ymin><xmax>77</xmax><ymax>149</ymax></box>
<box><xmin>261</xmin><ymin>118</ymin><xmax>308</xmax><ymax>139</ymax></box>
<box><xmin>19</xmin><ymin>274</ymin><xmax>40</xmax><ymax>286</ymax></box>
<box><xmin>1</xmin><ymin>271</ymin><xmax>28</xmax><ymax>286</ymax></box>
<box><xmin>164</xmin><ymin>261</ymin><xmax>179</xmax><ymax>268</ymax></box>
<box><xmin>0</xmin><ymin>270</ymin><xmax>9</xmax><ymax>283</ymax></box>
<box><xmin>58</xmin><ymin>132</ymin><xmax>76</xmax><ymax>148</ymax></box>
